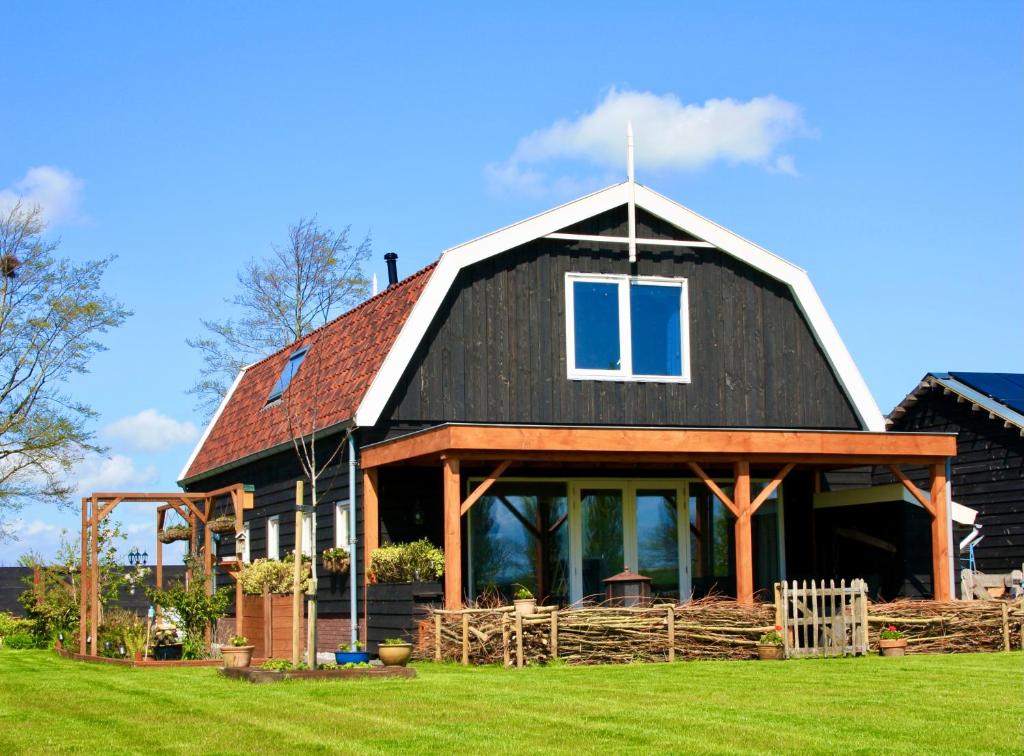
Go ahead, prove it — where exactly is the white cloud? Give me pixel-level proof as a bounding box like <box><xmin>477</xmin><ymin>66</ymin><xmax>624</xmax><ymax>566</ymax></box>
<box><xmin>487</xmin><ymin>88</ymin><xmax>811</xmax><ymax>195</ymax></box>
<box><xmin>0</xmin><ymin>166</ymin><xmax>85</xmax><ymax>225</ymax></box>
<box><xmin>103</xmin><ymin>409</ymin><xmax>199</xmax><ymax>453</ymax></box>
<box><xmin>74</xmin><ymin>454</ymin><xmax>158</xmax><ymax>498</ymax></box>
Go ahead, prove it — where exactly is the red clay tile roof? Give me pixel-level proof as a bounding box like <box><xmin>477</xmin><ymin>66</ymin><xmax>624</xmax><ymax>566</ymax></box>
<box><xmin>182</xmin><ymin>263</ymin><xmax>436</xmax><ymax>481</ymax></box>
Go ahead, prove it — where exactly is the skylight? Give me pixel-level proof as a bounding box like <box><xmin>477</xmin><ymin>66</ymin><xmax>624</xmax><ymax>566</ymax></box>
<box><xmin>267</xmin><ymin>347</ymin><xmax>308</xmax><ymax>403</ymax></box>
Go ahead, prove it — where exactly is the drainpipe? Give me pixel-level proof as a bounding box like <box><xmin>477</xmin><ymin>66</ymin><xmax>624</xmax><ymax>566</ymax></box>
<box><xmin>348</xmin><ymin>432</ymin><xmax>358</xmax><ymax>646</ymax></box>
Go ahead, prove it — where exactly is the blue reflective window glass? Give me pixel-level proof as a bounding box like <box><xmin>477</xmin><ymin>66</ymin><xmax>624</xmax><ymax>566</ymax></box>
<box><xmin>267</xmin><ymin>347</ymin><xmax>308</xmax><ymax>402</ymax></box>
<box><xmin>573</xmin><ymin>281</ymin><xmax>620</xmax><ymax>370</ymax></box>
<box><xmin>630</xmin><ymin>283</ymin><xmax>682</xmax><ymax>376</ymax></box>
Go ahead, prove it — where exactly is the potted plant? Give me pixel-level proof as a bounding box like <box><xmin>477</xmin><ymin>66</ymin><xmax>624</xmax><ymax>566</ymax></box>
<box><xmin>221</xmin><ymin>635</ymin><xmax>255</xmax><ymax>668</ymax></box>
<box><xmin>378</xmin><ymin>637</ymin><xmax>413</xmax><ymax>667</ymax></box>
<box><xmin>756</xmin><ymin>625</ymin><xmax>785</xmax><ymax>660</ymax></box>
<box><xmin>158</xmin><ymin>524</ymin><xmax>192</xmax><ymax>544</ymax></box>
<box><xmin>207</xmin><ymin>515</ymin><xmax>236</xmax><ymax>535</ymax></box>
<box><xmin>151</xmin><ymin>625</ymin><xmax>183</xmax><ymax>660</ymax></box>
<box><xmin>322</xmin><ymin>546</ymin><xmax>350</xmax><ymax>574</ymax></box>
<box><xmin>878</xmin><ymin>625</ymin><xmax>908</xmax><ymax>657</ymax></box>
<box><xmin>513</xmin><ymin>585</ymin><xmax>536</xmax><ymax>616</ymax></box>
<box><xmin>335</xmin><ymin>640</ymin><xmax>369</xmax><ymax>665</ymax></box>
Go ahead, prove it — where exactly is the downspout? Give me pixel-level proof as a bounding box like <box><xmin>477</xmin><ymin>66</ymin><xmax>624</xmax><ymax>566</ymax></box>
<box><xmin>348</xmin><ymin>432</ymin><xmax>358</xmax><ymax>646</ymax></box>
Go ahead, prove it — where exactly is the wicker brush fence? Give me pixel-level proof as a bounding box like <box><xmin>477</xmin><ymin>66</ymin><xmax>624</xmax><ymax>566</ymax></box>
<box><xmin>423</xmin><ymin>598</ymin><xmax>774</xmax><ymax>667</ymax></box>
<box><xmin>867</xmin><ymin>599</ymin><xmax>1022</xmax><ymax>654</ymax></box>
<box><xmin>421</xmin><ymin>597</ymin><xmax>1022</xmax><ymax>667</ymax></box>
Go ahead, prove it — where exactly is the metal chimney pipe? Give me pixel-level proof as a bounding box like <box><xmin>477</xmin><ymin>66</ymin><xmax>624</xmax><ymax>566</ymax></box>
<box><xmin>384</xmin><ymin>252</ymin><xmax>399</xmax><ymax>286</ymax></box>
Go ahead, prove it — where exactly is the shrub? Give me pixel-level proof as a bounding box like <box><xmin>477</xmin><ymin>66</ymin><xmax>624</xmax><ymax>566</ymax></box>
<box><xmin>369</xmin><ymin>539</ymin><xmax>444</xmax><ymax>583</ymax></box>
<box><xmin>239</xmin><ymin>557</ymin><xmax>312</xmax><ymax>595</ymax></box>
<box><xmin>382</xmin><ymin>637</ymin><xmax>408</xmax><ymax>646</ymax></box>
<box><xmin>3</xmin><ymin>632</ymin><xmax>39</xmax><ymax>649</ymax></box>
<box><xmin>513</xmin><ymin>585</ymin><xmax>534</xmax><ymax>601</ymax></box>
<box><xmin>229</xmin><ymin>635</ymin><xmax>249</xmax><ymax>647</ymax></box>
<box><xmin>146</xmin><ymin>557</ymin><xmax>231</xmax><ymax>659</ymax></box>
<box><xmin>758</xmin><ymin>625</ymin><xmax>785</xmax><ymax>646</ymax></box>
<box><xmin>0</xmin><ymin>612</ymin><xmax>34</xmax><ymax>641</ymax></box>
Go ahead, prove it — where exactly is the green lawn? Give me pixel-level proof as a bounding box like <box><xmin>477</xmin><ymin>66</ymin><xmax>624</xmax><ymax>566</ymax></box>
<box><xmin>0</xmin><ymin>650</ymin><xmax>1021</xmax><ymax>754</ymax></box>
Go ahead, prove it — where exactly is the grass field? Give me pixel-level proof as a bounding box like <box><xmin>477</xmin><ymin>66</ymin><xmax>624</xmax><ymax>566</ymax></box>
<box><xmin>0</xmin><ymin>650</ymin><xmax>1021</xmax><ymax>754</ymax></box>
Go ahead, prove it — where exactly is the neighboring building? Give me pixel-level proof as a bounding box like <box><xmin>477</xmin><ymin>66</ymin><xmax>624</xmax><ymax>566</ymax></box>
<box><xmin>179</xmin><ymin>180</ymin><xmax>955</xmax><ymax>643</ymax></box>
<box><xmin>886</xmin><ymin>372</ymin><xmax>1024</xmax><ymax>576</ymax></box>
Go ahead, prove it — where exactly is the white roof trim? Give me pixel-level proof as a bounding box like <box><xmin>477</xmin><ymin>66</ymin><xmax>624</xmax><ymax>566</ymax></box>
<box><xmin>177</xmin><ymin>366</ymin><xmax>249</xmax><ymax>484</ymax></box>
<box><xmin>354</xmin><ymin>182</ymin><xmax>885</xmax><ymax>431</ymax></box>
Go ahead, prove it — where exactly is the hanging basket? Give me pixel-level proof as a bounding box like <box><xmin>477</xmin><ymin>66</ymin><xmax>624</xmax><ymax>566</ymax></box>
<box><xmin>323</xmin><ymin>556</ymin><xmax>350</xmax><ymax>575</ymax></box>
<box><xmin>158</xmin><ymin>525</ymin><xmax>193</xmax><ymax>544</ymax></box>
<box><xmin>207</xmin><ymin>515</ymin><xmax>236</xmax><ymax>535</ymax></box>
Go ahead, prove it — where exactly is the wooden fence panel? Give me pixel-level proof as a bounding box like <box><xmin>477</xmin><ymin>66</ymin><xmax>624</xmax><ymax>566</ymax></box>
<box><xmin>780</xmin><ymin>579</ymin><xmax>868</xmax><ymax>658</ymax></box>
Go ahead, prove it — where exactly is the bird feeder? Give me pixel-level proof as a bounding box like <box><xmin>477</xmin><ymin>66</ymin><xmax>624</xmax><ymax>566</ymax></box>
<box><xmin>603</xmin><ymin>568</ymin><xmax>652</xmax><ymax>607</ymax></box>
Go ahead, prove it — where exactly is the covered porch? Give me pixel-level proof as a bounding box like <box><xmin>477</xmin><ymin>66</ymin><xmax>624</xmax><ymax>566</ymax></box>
<box><xmin>360</xmin><ymin>424</ymin><xmax>957</xmax><ymax>607</ymax></box>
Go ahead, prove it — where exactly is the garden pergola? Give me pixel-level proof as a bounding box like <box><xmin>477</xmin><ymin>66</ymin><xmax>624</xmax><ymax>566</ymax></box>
<box><xmin>78</xmin><ymin>483</ymin><xmax>252</xmax><ymax>657</ymax></box>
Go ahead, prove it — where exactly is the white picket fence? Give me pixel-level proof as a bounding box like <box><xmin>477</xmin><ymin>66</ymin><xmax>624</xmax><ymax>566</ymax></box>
<box><xmin>777</xmin><ymin>579</ymin><xmax>869</xmax><ymax>658</ymax></box>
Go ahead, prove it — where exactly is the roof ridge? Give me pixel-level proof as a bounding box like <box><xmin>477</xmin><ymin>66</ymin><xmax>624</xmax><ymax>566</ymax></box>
<box><xmin>245</xmin><ymin>261</ymin><xmax>439</xmax><ymax>372</ymax></box>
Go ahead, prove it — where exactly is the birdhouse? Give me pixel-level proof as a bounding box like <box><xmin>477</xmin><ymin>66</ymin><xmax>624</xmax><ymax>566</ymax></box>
<box><xmin>603</xmin><ymin>568</ymin><xmax>652</xmax><ymax>607</ymax></box>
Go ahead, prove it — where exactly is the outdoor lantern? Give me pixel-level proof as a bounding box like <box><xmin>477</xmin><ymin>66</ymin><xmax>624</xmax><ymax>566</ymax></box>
<box><xmin>105</xmin><ymin>641</ymin><xmax>112</xmax><ymax>652</ymax></box>
<box><xmin>603</xmin><ymin>568</ymin><xmax>653</xmax><ymax>608</ymax></box>
<box><xmin>235</xmin><ymin>529</ymin><xmax>247</xmax><ymax>558</ymax></box>
<box><xmin>141</xmin><ymin>550</ymin><xmax>148</xmax><ymax>565</ymax></box>
<box><xmin>118</xmin><ymin>643</ymin><xmax>126</xmax><ymax>657</ymax></box>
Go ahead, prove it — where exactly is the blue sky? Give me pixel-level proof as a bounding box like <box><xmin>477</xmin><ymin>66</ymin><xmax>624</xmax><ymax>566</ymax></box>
<box><xmin>1</xmin><ymin>2</ymin><xmax>1021</xmax><ymax>563</ymax></box>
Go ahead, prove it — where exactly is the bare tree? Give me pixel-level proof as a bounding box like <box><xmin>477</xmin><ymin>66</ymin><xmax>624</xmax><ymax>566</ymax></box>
<box><xmin>186</xmin><ymin>218</ymin><xmax>371</xmax><ymax>418</ymax></box>
<box><xmin>0</xmin><ymin>203</ymin><xmax>131</xmax><ymax>539</ymax></box>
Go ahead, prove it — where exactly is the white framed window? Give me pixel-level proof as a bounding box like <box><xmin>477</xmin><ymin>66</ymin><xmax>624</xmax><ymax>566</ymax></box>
<box><xmin>334</xmin><ymin>501</ymin><xmax>350</xmax><ymax>549</ymax></box>
<box><xmin>267</xmin><ymin>515</ymin><xmax>280</xmax><ymax>560</ymax></box>
<box><xmin>301</xmin><ymin>511</ymin><xmax>313</xmax><ymax>558</ymax></box>
<box><xmin>241</xmin><ymin>522</ymin><xmax>251</xmax><ymax>563</ymax></box>
<box><xmin>565</xmin><ymin>273</ymin><xmax>690</xmax><ymax>382</ymax></box>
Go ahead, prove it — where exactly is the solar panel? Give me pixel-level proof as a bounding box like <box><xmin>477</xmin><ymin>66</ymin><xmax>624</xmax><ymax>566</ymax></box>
<box><xmin>949</xmin><ymin>372</ymin><xmax>1024</xmax><ymax>415</ymax></box>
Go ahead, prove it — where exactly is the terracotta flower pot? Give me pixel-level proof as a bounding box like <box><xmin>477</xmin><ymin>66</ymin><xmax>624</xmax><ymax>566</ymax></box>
<box><xmin>879</xmin><ymin>638</ymin><xmax>908</xmax><ymax>657</ymax></box>
<box><xmin>514</xmin><ymin>598</ymin><xmax>537</xmax><ymax>617</ymax></box>
<box><xmin>221</xmin><ymin>645</ymin><xmax>255</xmax><ymax>668</ymax></box>
<box><xmin>378</xmin><ymin>643</ymin><xmax>413</xmax><ymax>667</ymax></box>
<box><xmin>757</xmin><ymin>644</ymin><xmax>784</xmax><ymax>661</ymax></box>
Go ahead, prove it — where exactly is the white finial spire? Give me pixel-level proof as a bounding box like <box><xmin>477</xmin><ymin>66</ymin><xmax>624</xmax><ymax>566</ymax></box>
<box><xmin>372</xmin><ymin>272</ymin><xmax>379</xmax><ymax>296</ymax></box>
<box><xmin>627</xmin><ymin>120</ymin><xmax>635</xmax><ymax>184</ymax></box>
<box><xmin>627</xmin><ymin>121</ymin><xmax>636</xmax><ymax>263</ymax></box>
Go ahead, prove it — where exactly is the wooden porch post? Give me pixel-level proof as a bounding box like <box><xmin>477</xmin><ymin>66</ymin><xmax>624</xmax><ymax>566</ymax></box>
<box><xmin>734</xmin><ymin>461</ymin><xmax>754</xmax><ymax>606</ymax></box>
<box><xmin>90</xmin><ymin>497</ymin><xmax>99</xmax><ymax>656</ymax></box>
<box><xmin>79</xmin><ymin>498</ymin><xmax>88</xmax><ymax>655</ymax></box>
<box><xmin>363</xmin><ymin>469</ymin><xmax>379</xmax><ymax>572</ymax></box>
<box><xmin>930</xmin><ymin>463</ymin><xmax>952</xmax><ymax>601</ymax></box>
<box><xmin>443</xmin><ymin>457</ymin><xmax>462</xmax><ymax>609</ymax></box>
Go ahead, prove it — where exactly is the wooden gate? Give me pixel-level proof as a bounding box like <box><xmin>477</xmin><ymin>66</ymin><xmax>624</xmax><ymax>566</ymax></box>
<box><xmin>777</xmin><ymin>579</ymin><xmax>869</xmax><ymax>658</ymax></box>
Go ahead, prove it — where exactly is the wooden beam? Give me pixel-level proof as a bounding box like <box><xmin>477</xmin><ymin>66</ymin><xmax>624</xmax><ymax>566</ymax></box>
<box><xmin>733</xmin><ymin>461</ymin><xmax>754</xmax><ymax>606</ymax></box>
<box><xmin>460</xmin><ymin>460</ymin><xmax>512</xmax><ymax>516</ymax></box>
<box><xmin>179</xmin><ymin>496</ymin><xmax>207</xmax><ymax>524</ymax></box>
<box><xmin>90</xmin><ymin>497</ymin><xmax>99</xmax><ymax>656</ymax></box>
<box><xmin>360</xmin><ymin>424</ymin><xmax>956</xmax><ymax>468</ymax></box>
<box><xmin>79</xmin><ymin>498</ymin><xmax>88</xmax><ymax>655</ymax></box>
<box><xmin>443</xmin><ymin>457</ymin><xmax>462</xmax><ymax>609</ymax></box>
<box><xmin>687</xmin><ymin>462</ymin><xmax>738</xmax><ymax>517</ymax></box>
<box><xmin>888</xmin><ymin>465</ymin><xmax>935</xmax><ymax>516</ymax></box>
<box><xmin>362</xmin><ymin>469</ymin><xmax>379</xmax><ymax>574</ymax></box>
<box><xmin>96</xmin><ymin>496</ymin><xmax>124</xmax><ymax>523</ymax></box>
<box><xmin>930</xmin><ymin>463</ymin><xmax>952</xmax><ymax>601</ymax></box>
<box><xmin>750</xmin><ymin>463</ymin><xmax>794</xmax><ymax>514</ymax></box>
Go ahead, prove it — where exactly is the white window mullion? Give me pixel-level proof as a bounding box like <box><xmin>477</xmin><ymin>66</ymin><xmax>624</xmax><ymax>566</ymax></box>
<box><xmin>618</xmin><ymin>279</ymin><xmax>633</xmax><ymax>375</ymax></box>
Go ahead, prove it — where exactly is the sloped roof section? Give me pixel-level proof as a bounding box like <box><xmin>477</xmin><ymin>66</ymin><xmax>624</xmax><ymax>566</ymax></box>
<box><xmin>179</xmin><ymin>264</ymin><xmax>435</xmax><ymax>483</ymax></box>
<box><xmin>888</xmin><ymin>372</ymin><xmax>1024</xmax><ymax>436</ymax></box>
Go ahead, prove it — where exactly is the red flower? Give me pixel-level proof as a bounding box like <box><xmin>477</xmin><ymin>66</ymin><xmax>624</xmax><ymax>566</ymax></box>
<box><xmin>888</xmin><ymin>625</ymin><xmax>897</xmax><ymax>632</ymax></box>
<box><xmin>775</xmin><ymin>625</ymin><xmax>782</xmax><ymax>632</ymax></box>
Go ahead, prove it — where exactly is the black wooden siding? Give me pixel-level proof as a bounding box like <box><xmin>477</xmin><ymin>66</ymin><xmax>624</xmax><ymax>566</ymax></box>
<box><xmin>878</xmin><ymin>386</ymin><xmax>1024</xmax><ymax>574</ymax></box>
<box><xmin>381</xmin><ymin>206</ymin><xmax>861</xmax><ymax>430</ymax></box>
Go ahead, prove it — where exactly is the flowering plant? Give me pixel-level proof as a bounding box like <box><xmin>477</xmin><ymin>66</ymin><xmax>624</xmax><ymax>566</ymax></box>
<box><xmin>879</xmin><ymin>624</ymin><xmax>905</xmax><ymax>640</ymax></box>
<box><xmin>758</xmin><ymin>625</ymin><xmax>785</xmax><ymax>646</ymax></box>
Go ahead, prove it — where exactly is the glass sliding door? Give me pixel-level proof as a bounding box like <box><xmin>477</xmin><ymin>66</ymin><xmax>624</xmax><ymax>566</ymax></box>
<box><xmin>689</xmin><ymin>483</ymin><xmax>736</xmax><ymax>598</ymax></box>
<box><xmin>578</xmin><ymin>488</ymin><xmax>624</xmax><ymax>600</ymax></box>
<box><xmin>467</xmin><ymin>481</ymin><xmax>568</xmax><ymax>604</ymax></box>
<box><xmin>635</xmin><ymin>489</ymin><xmax>685</xmax><ymax>601</ymax></box>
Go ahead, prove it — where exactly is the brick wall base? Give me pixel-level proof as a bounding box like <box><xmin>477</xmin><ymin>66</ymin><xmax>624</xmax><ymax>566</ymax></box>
<box><xmin>216</xmin><ymin>615</ymin><xmax>352</xmax><ymax>653</ymax></box>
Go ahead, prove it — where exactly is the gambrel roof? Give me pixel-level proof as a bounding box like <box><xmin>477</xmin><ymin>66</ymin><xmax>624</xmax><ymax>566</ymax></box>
<box><xmin>181</xmin><ymin>182</ymin><xmax>884</xmax><ymax>483</ymax></box>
